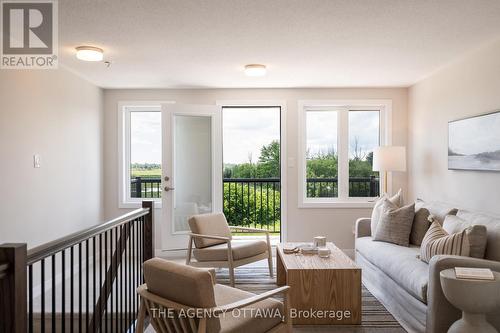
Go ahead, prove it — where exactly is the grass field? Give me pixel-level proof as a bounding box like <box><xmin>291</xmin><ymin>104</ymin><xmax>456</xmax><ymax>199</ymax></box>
<box><xmin>131</xmin><ymin>168</ymin><xmax>161</xmax><ymax>178</ymax></box>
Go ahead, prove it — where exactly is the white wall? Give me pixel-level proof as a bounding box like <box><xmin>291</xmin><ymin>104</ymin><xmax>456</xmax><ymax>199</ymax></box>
<box><xmin>408</xmin><ymin>39</ymin><xmax>500</xmax><ymax>215</ymax></box>
<box><xmin>103</xmin><ymin>88</ymin><xmax>408</xmax><ymax>251</ymax></box>
<box><xmin>0</xmin><ymin>68</ymin><xmax>104</xmax><ymax>247</ymax></box>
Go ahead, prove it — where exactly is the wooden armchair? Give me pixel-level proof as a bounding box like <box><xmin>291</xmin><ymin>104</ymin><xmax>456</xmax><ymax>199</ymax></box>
<box><xmin>137</xmin><ymin>258</ymin><xmax>291</xmax><ymax>333</ymax></box>
<box><xmin>186</xmin><ymin>213</ymin><xmax>273</xmax><ymax>286</ymax></box>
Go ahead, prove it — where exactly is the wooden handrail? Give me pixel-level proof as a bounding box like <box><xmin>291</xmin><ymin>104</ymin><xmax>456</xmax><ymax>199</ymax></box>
<box><xmin>27</xmin><ymin>207</ymin><xmax>150</xmax><ymax>264</ymax></box>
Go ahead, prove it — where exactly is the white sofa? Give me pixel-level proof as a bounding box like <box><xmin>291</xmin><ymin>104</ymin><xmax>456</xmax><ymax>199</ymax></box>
<box><xmin>355</xmin><ymin>201</ymin><xmax>500</xmax><ymax>333</ymax></box>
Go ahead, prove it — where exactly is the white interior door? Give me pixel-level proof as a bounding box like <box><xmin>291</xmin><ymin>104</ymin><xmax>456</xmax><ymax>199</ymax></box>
<box><xmin>161</xmin><ymin>104</ymin><xmax>222</xmax><ymax>250</ymax></box>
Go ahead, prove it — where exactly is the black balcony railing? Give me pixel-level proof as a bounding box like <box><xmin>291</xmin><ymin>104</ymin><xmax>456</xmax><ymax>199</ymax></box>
<box><xmin>129</xmin><ymin>176</ymin><xmax>378</xmax><ymax>235</ymax></box>
<box><xmin>306</xmin><ymin>176</ymin><xmax>379</xmax><ymax>198</ymax></box>
<box><xmin>131</xmin><ymin>177</ymin><xmax>162</xmax><ymax>198</ymax></box>
<box><xmin>223</xmin><ymin>178</ymin><xmax>281</xmax><ymax>233</ymax></box>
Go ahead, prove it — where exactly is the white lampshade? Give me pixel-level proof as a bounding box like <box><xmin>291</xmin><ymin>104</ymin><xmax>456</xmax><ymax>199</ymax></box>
<box><xmin>373</xmin><ymin>146</ymin><xmax>406</xmax><ymax>172</ymax></box>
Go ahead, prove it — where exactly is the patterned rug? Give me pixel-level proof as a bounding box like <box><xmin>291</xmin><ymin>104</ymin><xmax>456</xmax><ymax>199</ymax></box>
<box><xmin>215</xmin><ymin>264</ymin><xmax>406</xmax><ymax>333</ymax></box>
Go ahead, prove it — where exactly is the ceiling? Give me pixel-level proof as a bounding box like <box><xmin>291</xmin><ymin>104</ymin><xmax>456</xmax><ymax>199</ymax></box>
<box><xmin>59</xmin><ymin>0</ymin><xmax>500</xmax><ymax>89</ymax></box>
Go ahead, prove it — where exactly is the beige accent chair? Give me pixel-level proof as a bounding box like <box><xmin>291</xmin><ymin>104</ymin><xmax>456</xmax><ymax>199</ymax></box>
<box><xmin>186</xmin><ymin>213</ymin><xmax>273</xmax><ymax>286</ymax></box>
<box><xmin>137</xmin><ymin>258</ymin><xmax>291</xmax><ymax>333</ymax></box>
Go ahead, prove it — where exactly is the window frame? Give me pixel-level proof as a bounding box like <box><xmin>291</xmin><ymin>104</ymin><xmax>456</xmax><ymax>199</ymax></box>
<box><xmin>118</xmin><ymin>101</ymin><xmax>174</xmax><ymax>208</ymax></box>
<box><xmin>298</xmin><ymin>99</ymin><xmax>392</xmax><ymax>208</ymax></box>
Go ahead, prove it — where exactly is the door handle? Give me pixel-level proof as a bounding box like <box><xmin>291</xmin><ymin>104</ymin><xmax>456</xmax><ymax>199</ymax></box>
<box><xmin>164</xmin><ymin>186</ymin><xmax>175</xmax><ymax>192</ymax></box>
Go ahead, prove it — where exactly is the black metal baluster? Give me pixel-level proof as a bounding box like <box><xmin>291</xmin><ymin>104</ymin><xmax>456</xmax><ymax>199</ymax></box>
<box><xmin>260</xmin><ymin>182</ymin><xmax>263</xmax><ymax>229</ymax></box>
<box><xmin>70</xmin><ymin>246</ymin><xmax>74</xmax><ymax>333</ymax></box>
<box><xmin>266</xmin><ymin>182</ymin><xmax>269</xmax><ymax>230</ymax></box>
<box><xmin>253</xmin><ymin>182</ymin><xmax>257</xmax><ymax>228</ymax></box>
<box><xmin>29</xmin><ymin>264</ymin><xmax>33</xmax><ymax>333</ymax></box>
<box><xmin>99</xmin><ymin>233</ymin><xmax>103</xmax><ymax>332</ymax></box>
<box><xmin>41</xmin><ymin>259</ymin><xmax>46</xmax><ymax>333</ymax></box>
<box><xmin>51</xmin><ymin>254</ymin><xmax>56</xmax><ymax>333</ymax></box>
<box><xmin>86</xmin><ymin>240</ymin><xmax>89</xmax><ymax>331</ymax></box>
<box><xmin>127</xmin><ymin>222</ymin><xmax>133</xmax><ymax>327</ymax></box>
<box><xmin>132</xmin><ymin>220</ymin><xmax>136</xmax><ymax>329</ymax></box>
<box><xmin>228</xmin><ymin>180</ymin><xmax>231</xmax><ymax>214</ymax></box>
<box><xmin>78</xmin><ymin>244</ymin><xmax>82</xmax><ymax>333</ymax></box>
<box><xmin>62</xmin><ymin>250</ymin><xmax>66</xmax><ymax>332</ymax></box>
<box><xmin>140</xmin><ymin>218</ymin><xmax>144</xmax><ymax>284</ymax></box>
<box><xmin>105</xmin><ymin>230</ymin><xmax>108</xmax><ymax>333</ymax></box>
<box><xmin>93</xmin><ymin>237</ymin><xmax>96</xmax><ymax>333</ymax></box>
<box><xmin>110</xmin><ymin>228</ymin><xmax>114</xmax><ymax>333</ymax></box>
<box><xmin>115</xmin><ymin>227</ymin><xmax>119</xmax><ymax>333</ymax></box>
<box><xmin>241</xmin><ymin>181</ymin><xmax>244</xmax><ymax>224</ymax></box>
<box><xmin>120</xmin><ymin>225</ymin><xmax>124</xmax><ymax>332</ymax></box>
<box><xmin>124</xmin><ymin>224</ymin><xmax>129</xmax><ymax>330</ymax></box>
<box><xmin>234</xmin><ymin>181</ymin><xmax>238</xmax><ymax>223</ymax></box>
<box><xmin>247</xmin><ymin>181</ymin><xmax>250</xmax><ymax>226</ymax></box>
<box><xmin>274</xmin><ymin>181</ymin><xmax>277</xmax><ymax>231</ymax></box>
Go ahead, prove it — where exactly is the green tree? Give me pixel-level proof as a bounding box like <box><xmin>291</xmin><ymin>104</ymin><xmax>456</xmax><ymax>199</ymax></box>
<box><xmin>256</xmin><ymin>140</ymin><xmax>280</xmax><ymax>178</ymax></box>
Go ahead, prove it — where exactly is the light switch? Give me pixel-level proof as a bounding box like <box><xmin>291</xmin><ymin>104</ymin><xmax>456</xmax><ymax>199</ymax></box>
<box><xmin>33</xmin><ymin>154</ymin><xmax>41</xmax><ymax>168</ymax></box>
<box><xmin>288</xmin><ymin>157</ymin><xmax>296</xmax><ymax>168</ymax></box>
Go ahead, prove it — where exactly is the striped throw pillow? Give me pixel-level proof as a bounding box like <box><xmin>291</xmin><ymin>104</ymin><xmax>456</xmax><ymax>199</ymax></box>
<box><xmin>420</xmin><ymin>221</ymin><xmax>470</xmax><ymax>263</ymax></box>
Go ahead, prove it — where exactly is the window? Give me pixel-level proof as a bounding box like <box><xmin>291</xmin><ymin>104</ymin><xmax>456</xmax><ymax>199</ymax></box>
<box><xmin>298</xmin><ymin>100</ymin><xmax>390</xmax><ymax>207</ymax></box>
<box><xmin>348</xmin><ymin>111</ymin><xmax>380</xmax><ymax>197</ymax></box>
<box><xmin>119</xmin><ymin>103</ymin><xmax>166</xmax><ymax>207</ymax></box>
<box><xmin>306</xmin><ymin>110</ymin><xmax>338</xmax><ymax>198</ymax></box>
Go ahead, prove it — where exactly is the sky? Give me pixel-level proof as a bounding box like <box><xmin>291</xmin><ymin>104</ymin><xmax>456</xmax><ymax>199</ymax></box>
<box><xmin>306</xmin><ymin>110</ymin><xmax>379</xmax><ymax>158</ymax></box>
<box><xmin>223</xmin><ymin>107</ymin><xmax>281</xmax><ymax>164</ymax></box>
<box><xmin>130</xmin><ymin>109</ymin><xmax>380</xmax><ymax>165</ymax></box>
<box><xmin>449</xmin><ymin>112</ymin><xmax>500</xmax><ymax>155</ymax></box>
<box><xmin>130</xmin><ymin>111</ymin><xmax>162</xmax><ymax>164</ymax></box>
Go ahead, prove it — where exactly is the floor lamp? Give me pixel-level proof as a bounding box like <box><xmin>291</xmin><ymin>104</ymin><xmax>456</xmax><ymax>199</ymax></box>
<box><xmin>373</xmin><ymin>146</ymin><xmax>406</xmax><ymax>195</ymax></box>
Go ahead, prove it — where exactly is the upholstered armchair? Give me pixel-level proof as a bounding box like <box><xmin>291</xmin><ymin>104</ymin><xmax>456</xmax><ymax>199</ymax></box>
<box><xmin>186</xmin><ymin>213</ymin><xmax>273</xmax><ymax>286</ymax></box>
<box><xmin>137</xmin><ymin>258</ymin><xmax>291</xmax><ymax>333</ymax></box>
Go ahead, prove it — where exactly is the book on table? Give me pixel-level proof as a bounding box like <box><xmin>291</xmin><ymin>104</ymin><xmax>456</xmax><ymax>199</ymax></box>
<box><xmin>454</xmin><ymin>267</ymin><xmax>495</xmax><ymax>280</ymax></box>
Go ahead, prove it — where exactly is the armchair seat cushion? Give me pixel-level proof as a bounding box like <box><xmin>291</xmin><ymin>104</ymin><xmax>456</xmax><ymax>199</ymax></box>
<box><xmin>193</xmin><ymin>240</ymin><xmax>268</xmax><ymax>262</ymax></box>
<box><xmin>214</xmin><ymin>284</ymin><xmax>284</xmax><ymax>333</ymax></box>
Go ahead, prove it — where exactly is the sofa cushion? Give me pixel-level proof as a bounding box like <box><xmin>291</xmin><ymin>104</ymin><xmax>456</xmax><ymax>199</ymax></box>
<box><xmin>410</xmin><ymin>207</ymin><xmax>431</xmax><ymax>246</ymax></box>
<box><xmin>356</xmin><ymin>237</ymin><xmax>429</xmax><ymax>303</ymax></box>
<box><xmin>415</xmin><ymin>199</ymin><xmax>458</xmax><ymax>224</ymax></box>
<box><xmin>457</xmin><ymin>210</ymin><xmax>500</xmax><ymax>261</ymax></box>
<box><xmin>373</xmin><ymin>201</ymin><xmax>415</xmax><ymax>247</ymax></box>
<box><xmin>214</xmin><ymin>284</ymin><xmax>283</xmax><ymax>333</ymax></box>
<box><xmin>443</xmin><ymin>215</ymin><xmax>488</xmax><ymax>259</ymax></box>
<box><xmin>188</xmin><ymin>213</ymin><xmax>232</xmax><ymax>248</ymax></box>
<box><xmin>193</xmin><ymin>240</ymin><xmax>268</xmax><ymax>262</ymax></box>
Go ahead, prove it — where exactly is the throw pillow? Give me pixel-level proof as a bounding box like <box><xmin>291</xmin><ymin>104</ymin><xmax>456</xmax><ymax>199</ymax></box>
<box><xmin>420</xmin><ymin>221</ymin><xmax>470</xmax><ymax>263</ymax></box>
<box><xmin>370</xmin><ymin>189</ymin><xmax>403</xmax><ymax>236</ymax></box>
<box><xmin>443</xmin><ymin>215</ymin><xmax>487</xmax><ymax>259</ymax></box>
<box><xmin>410</xmin><ymin>207</ymin><xmax>431</xmax><ymax>246</ymax></box>
<box><xmin>373</xmin><ymin>200</ymin><xmax>415</xmax><ymax>247</ymax></box>
<box><xmin>415</xmin><ymin>199</ymin><xmax>458</xmax><ymax>225</ymax></box>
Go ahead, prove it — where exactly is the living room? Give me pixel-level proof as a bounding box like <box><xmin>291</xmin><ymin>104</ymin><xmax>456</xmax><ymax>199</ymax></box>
<box><xmin>1</xmin><ymin>1</ymin><xmax>500</xmax><ymax>332</ymax></box>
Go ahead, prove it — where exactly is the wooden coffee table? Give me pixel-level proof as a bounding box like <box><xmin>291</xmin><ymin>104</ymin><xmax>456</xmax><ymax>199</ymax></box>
<box><xmin>276</xmin><ymin>242</ymin><xmax>361</xmax><ymax>325</ymax></box>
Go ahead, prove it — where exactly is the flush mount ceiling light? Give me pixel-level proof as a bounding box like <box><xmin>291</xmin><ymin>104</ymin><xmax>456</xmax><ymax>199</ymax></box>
<box><xmin>244</xmin><ymin>64</ymin><xmax>266</xmax><ymax>76</ymax></box>
<box><xmin>75</xmin><ymin>46</ymin><xmax>104</xmax><ymax>62</ymax></box>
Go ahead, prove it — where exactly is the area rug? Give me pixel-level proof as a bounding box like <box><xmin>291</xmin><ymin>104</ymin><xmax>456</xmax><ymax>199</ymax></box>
<box><xmin>215</xmin><ymin>264</ymin><xmax>406</xmax><ymax>333</ymax></box>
